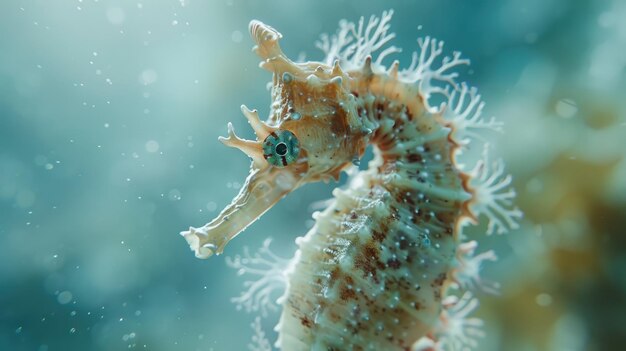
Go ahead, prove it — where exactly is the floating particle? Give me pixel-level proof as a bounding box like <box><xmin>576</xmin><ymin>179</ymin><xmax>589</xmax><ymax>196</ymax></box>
<box><xmin>231</xmin><ymin>30</ymin><xmax>243</xmax><ymax>43</ymax></box>
<box><xmin>106</xmin><ymin>7</ymin><xmax>125</xmax><ymax>25</ymax></box>
<box><xmin>57</xmin><ymin>290</ymin><xmax>73</xmax><ymax>305</ymax></box>
<box><xmin>145</xmin><ymin>140</ymin><xmax>159</xmax><ymax>153</ymax></box>
<box><xmin>139</xmin><ymin>69</ymin><xmax>158</xmax><ymax>85</ymax></box>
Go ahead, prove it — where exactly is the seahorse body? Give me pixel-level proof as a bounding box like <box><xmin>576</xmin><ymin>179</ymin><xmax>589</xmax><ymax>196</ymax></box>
<box><xmin>181</xmin><ymin>11</ymin><xmax>521</xmax><ymax>351</ymax></box>
<box><xmin>276</xmin><ymin>72</ymin><xmax>469</xmax><ymax>350</ymax></box>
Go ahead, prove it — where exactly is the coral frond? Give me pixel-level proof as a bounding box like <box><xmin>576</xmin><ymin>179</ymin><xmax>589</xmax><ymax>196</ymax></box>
<box><xmin>452</xmin><ymin>240</ymin><xmax>500</xmax><ymax>294</ymax></box>
<box><xmin>317</xmin><ymin>10</ymin><xmax>399</xmax><ymax>69</ymax></box>
<box><xmin>225</xmin><ymin>238</ymin><xmax>290</xmax><ymax>317</ymax></box>
<box><xmin>318</xmin><ymin>10</ymin><xmax>471</xmax><ymax>112</ymax></box>
<box><xmin>469</xmin><ymin>145</ymin><xmax>523</xmax><ymax>235</ymax></box>
<box><xmin>400</xmin><ymin>37</ymin><xmax>470</xmax><ymax>106</ymax></box>
<box><xmin>443</xmin><ymin>83</ymin><xmax>503</xmax><ymax>144</ymax></box>
<box><xmin>248</xmin><ymin>317</ymin><xmax>273</xmax><ymax>351</ymax></box>
<box><xmin>436</xmin><ymin>292</ymin><xmax>485</xmax><ymax>351</ymax></box>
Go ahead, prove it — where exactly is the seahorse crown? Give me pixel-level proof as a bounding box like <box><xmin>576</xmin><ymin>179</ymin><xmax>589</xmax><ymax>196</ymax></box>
<box><xmin>184</xmin><ymin>21</ymin><xmax>379</xmax><ymax>258</ymax></box>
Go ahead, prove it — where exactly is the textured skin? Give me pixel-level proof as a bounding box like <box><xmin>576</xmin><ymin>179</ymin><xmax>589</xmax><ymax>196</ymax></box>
<box><xmin>277</xmin><ymin>73</ymin><xmax>470</xmax><ymax>351</ymax></box>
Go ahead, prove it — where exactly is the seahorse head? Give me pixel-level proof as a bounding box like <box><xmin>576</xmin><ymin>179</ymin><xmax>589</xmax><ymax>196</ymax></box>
<box><xmin>181</xmin><ymin>21</ymin><xmax>370</xmax><ymax>258</ymax></box>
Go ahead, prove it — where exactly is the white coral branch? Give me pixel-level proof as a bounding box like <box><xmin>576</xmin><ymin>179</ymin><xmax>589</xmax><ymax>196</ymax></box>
<box><xmin>248</xmin><ymin>317</ymin><xmax>272</xmax><ymax>351</ymax></box>
<box><xmin>436</xmin><ymin>292</ymin><xmax>485</xmax><ymax>351</ymax></box>
<box><xmin>443</xmin><ymin>83</ymin><xmax>503</xmax><ymax>144</ymax></box>
<box><xmin>225</xmin><ymin>238</ymin><xmax>289</xmax><ymax>317</ymax></box>
<box><xmin>400</xmin><ymin>37</ymin><xmax>470</xmax><ymax>107</ymax></box>
<box><xmin>316</xmin><ymin>10</ymin><xmax>399</xmax><ymax>68</ymax></box>
<box><xmin>469</xmin><ymin>145</ymin><xmax>523</xmax><ymax>235</ymax></box>
<box><xmin>452</xmin><ymin>240</ymin><xmax>500</xmax><ymax>294</ymax></box>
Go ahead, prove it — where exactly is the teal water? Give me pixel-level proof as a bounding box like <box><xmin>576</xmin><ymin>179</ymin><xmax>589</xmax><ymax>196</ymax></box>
<box><xmin>1</xmin><ymin>1</ymin><xmax>625</xmax><ymax>350</ymax></box>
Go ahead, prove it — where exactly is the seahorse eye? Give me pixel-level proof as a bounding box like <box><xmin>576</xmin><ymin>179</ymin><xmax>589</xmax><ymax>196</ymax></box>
<box><xmin>263</xmin><ymin>130</ymin><xmax>300</xmax><ymax>167</ymax></box>
<box><xmin>275</xmin><ymin>142</ymin><xmax>288</xmax><ymax>156</ymax></box>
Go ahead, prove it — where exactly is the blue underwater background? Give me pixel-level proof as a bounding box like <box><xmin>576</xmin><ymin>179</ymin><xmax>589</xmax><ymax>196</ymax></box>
<box><xmin>1</xmin><ymin>0</ymin><xmax>625</xmax><ymax>350</ymax></box>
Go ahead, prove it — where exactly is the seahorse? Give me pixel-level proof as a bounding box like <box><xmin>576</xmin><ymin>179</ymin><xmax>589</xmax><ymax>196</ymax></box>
<box><xmin>180</xmin><ymin>11</ymin><xmax>522</xmax><ymax>351</ymax></box>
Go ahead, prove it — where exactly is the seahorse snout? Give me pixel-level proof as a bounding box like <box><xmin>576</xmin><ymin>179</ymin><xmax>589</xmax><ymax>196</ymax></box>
<box><xmin>180</xmin><ymin>166</ymin><xmax>303</xmax><ymax>258</ymax></box>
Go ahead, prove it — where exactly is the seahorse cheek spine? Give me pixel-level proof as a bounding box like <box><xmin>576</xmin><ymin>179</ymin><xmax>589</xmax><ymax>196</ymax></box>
<box><xmin>180</xmin><ymin>10</ymin><xmax>522</xmax><ymax>351</ymax></box>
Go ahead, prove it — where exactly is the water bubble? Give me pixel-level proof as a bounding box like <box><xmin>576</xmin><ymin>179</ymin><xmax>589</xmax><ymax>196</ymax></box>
<box><xmin>231</xmin><ymin>30</ymin><xmax>243</xmax><ymax>43</ymax></box>
<box><xmin>206</xmin><ymin>202</ymin><xmax>217</xmax><ymax>211</ymax></box>
<box><xmin>536</xmin><ymin>293</ymin><xmax>553</xmax><ymax>306</ymax></box>
<box><xmin>145</xmin><ymin>140</ymin><xmax>159</xmax><ymax>153</ymax></box>
<box><xmin>106</xmin><ymin>7</ymin><xmax>125</xmax><ymax>25</ymax></box>
<box><xmin>57</xmin><ymin>290</ymin><xmax>73</xmax><ymax>304</ymax></box>
<box><xmin>139</xmin><ymin>69</ymin><xmax>158</xmax><ymax>85</ymax></box>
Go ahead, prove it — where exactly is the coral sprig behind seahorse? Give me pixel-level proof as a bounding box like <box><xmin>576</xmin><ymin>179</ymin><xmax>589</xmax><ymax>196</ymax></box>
<box><xmin>181</xmin><ymin>10</ymin><xmax>522</xmax><ymax>351</ymax></box>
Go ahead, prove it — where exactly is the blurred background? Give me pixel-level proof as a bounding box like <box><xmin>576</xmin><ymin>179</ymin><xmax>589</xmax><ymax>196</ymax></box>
<box><xmin>1</xmin><ymin>0</ymin><xmax>625</xmax><ymax>350</ymax></box>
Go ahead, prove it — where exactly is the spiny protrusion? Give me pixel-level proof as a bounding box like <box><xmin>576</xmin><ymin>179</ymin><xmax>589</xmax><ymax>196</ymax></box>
<box><xmin>219</xmin><ymin>122</ymin><xmax>266</xmax><ymax>168</ymax></box>
<box><xmin>306</xmin><ymin>74</ymin><xmax>322</xmax><ymax>86</ymax></box>
<box><xmin>388</xmin><ymin>60</ymin><xmax>400</xmax><ymax>79</ymax></box>
<box><xmin>241</xmin><ymin>105</ymin><xmax>272</xmax><ymax>140</ymax></box>
<box><xmin>363</xmin><ymin>55</ymin><xmax>374</xmax><ymax>77</ymax></box>
<box><xmin>250</xmin><ymin>20</ymin><xmax>300</xmax><ymax>75</ymax></box>
<box><xmin>332</xmin><ymin>59</ymin><xmax>344</xmax><ymax>77</ymax></box>
<box><xmin>249</xmin><ymin>20</ymin><xmax>283</xmax><ymax>60</ymax></box>
<box><xmin>330</xmin><ymin>76</ymin><xmax>343</xmax><ymax>86</ymax></box>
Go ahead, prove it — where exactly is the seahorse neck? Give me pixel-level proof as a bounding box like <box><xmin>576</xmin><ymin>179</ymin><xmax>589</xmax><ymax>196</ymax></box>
<box><xmin>348</xmin><ymin>72</ymin><xmax>441</xmax><ymax>160</ymax></box>
<box><xmin>347</xmin><ymin>69</ymin><xmax>472</xmax><ymax>225</ymax></box>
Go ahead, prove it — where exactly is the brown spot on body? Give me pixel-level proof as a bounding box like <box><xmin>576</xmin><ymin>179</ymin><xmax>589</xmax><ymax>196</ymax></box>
<box><xmin>354</xmin><ymin>242</ymin><xmax>384</xmax><ymax>281</ymax></box>
<box><xmin>328</xmin><ymin>102</ymin><xmax>349</xmax><ymax>136</ymax></box>
<box><xmin>340</xmin><ymin>283</ymin><xmax>357</xmax><ymax>301</ymax></box>
<box><xmin>372</xmin><ymin>230</ymin><xmax>386</xmax><ymax>243</ymax></box>
<box><xmin>387</xmin><ymin>258</ymin><xmax>401</xmax><ymax>269</ymax></box>
<box><xmin>406</xmin><ymin>153</ymin><xmax>423</xmax><ymax>163</ymax></box>
<box><xmin>432</xmin><ymin>272</ymin><xmax>447</xmax><ymax>288</ymax></box>
<box><xmin>300</xmin><ymin>316</ymin><xmax>312</xmax><ymax>328</ymax></box>
<box><xmin>329</xmin><ymin>267</ymin><xmax>340</xmax><ymax>282</ymax></box>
